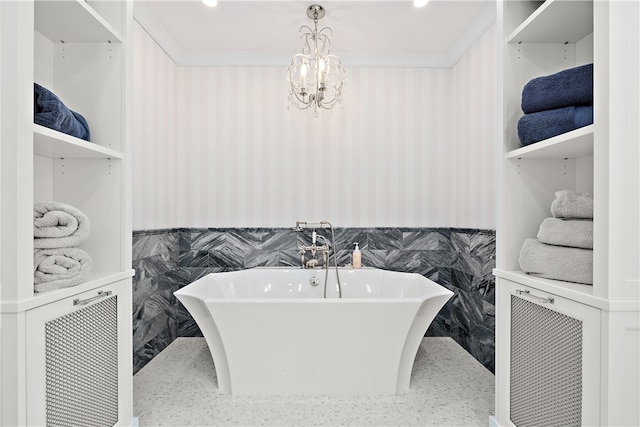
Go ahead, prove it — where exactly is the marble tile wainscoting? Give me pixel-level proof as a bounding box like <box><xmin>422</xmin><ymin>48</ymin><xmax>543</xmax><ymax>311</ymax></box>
<box><xmin>132</xmin><ymin>227</ymin><xmax>496</xmax><ymax>374</ymax></box>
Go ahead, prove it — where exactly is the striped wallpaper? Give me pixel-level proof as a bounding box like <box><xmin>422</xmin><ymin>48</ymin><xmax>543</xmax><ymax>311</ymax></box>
<box><xmin>132</xmin><ymin>21</ymin><xmax>496</xmax><ymax>230</ymax></box>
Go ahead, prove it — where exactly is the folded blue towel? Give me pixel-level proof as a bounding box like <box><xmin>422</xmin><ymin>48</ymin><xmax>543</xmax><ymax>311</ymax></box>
<box><xmin>517</xmin><ymin>105</ymin><xmax>593</xmax><ymax>147</ymax></box>
<box><xmin>34</xmin><ymin>83</ymin><xmax>90</xmax><ymax>141</ymax></box>
<box><xmin>521</xmin><ymin>63</ymin><xmax>593</xmax><ymax>114</ymax></box>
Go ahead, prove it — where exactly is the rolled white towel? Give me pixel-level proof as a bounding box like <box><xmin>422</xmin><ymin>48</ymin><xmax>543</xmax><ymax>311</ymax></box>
<box><xmin>34</xmin><ymin>247</ymin><xmax>92</xmax><ymax>293</ymax></box>
<box><xmin>537</xmin><ymin>217</ymin><xmax>593</xmax><ymax>249</ymax></box>
<box><xmin>34</xmin><ymin>202</ymin><xmax>90</xmax><ymax>248</ymax></box>
<box><xmin>550</xmin><ymin>190</ymin><xmax>593</xmax><ymax>219</ymax></box>
<box><xmin>519</xmin><ymin>238</ymin><xmax>592</xmax><ymax>285</ymax></box>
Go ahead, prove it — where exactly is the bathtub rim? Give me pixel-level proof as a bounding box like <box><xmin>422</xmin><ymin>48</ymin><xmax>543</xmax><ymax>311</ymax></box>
<box><xmin>174</xmin><ymin>266</ymin><xmax>454</xmax><ymax>303</ymax></box>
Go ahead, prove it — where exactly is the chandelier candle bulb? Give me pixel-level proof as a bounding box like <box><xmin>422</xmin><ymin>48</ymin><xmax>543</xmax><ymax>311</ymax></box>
<box><xmin>300</xmin><ymin>63</ymin><xmax>307</xmax><ymax>88</ymax></box>
<box><xmin>319</xmin><ymin>59</ymin><xmax>325</xmax><ymax>83</ymax></box>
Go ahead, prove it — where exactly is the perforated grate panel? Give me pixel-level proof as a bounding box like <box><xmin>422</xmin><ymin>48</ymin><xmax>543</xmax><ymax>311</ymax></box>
<box><xmin>510</xmin><ymin>295</ymin><xmax>582</xmax><ymax>427</ymax></box>
<box><xmin>45</xmin><ymin>296</ymin><xmax>119</xmax><ymax>427</ymax></box>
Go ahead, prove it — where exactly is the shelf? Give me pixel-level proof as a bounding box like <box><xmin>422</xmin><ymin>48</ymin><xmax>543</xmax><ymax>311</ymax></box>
<box><xmin>34</xmin><ymin>0</ymin><xmax>122</xmax><ymax>43</ymax></box>
<box><xmin>508</xmin><ymin>0</ymin><xmax>593</xmax><ymax>44</ymax></box>
<box><xmin>507</xmin><ymin>124</ymin><xmax>593</xmax><ymax>159</ymax></box>
<box><xmin>0</xmin><ymin>269</ymin><xmax>134</xmax><ymax>313</ymax></box>
<box><xmin>34</xmin><ymin>124</ymin><xmax>123</xmax><ymax>159</ymax></box>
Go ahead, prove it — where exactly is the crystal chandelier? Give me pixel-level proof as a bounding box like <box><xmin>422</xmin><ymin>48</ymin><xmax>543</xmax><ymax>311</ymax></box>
<box><xmin>287</xmin><ymin>4</ymin><xmax>345</xmax><ymax>114</ymax></box>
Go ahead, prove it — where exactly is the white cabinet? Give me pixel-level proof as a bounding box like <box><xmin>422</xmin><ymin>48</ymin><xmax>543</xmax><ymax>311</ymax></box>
<box><xmin>25</xmin><ymin>279</ymin><xmax>132</xmax><ymax>426</ymax></box>
<box><xmin>494</xmin><ymin>0</ymin><xmax>639</xmax><ymax>426</ymax></box>
<box><xmin>0</xmin><ymin>1</ymin><xmax>133</xmax><ymax>425</ymax></box>
<box><xmin>495</xmin><ymin>278</ymin><xmax>601</xmax><ymax>426</ymax></box>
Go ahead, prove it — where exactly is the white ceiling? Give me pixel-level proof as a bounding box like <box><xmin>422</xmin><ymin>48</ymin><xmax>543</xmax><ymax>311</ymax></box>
<box><xmin>134</xmin><ymin>0</ymin><xmax>496</xmax><ymax>67</ymax></box>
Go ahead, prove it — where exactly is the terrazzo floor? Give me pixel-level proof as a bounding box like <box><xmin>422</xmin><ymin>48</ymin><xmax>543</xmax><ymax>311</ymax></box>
<box><xmin>133</xmin><ymin>337</ymin><xmax>494</xmax><ymax>426</ymax></box>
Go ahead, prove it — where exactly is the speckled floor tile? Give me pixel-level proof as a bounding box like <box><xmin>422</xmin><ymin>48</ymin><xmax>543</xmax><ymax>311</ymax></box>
<box><xmin>133</xmin><ymin>337</ymin><xmax>494</xmax><ymax>426</ymax></box>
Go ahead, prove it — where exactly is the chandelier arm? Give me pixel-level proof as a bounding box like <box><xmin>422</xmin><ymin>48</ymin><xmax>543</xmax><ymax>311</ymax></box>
<box><xmin>315</xmin><ymin>26</ymin><xmax>334</xmax><ymax>58</ymax></box>
<box><xmin>300</xmin><ymin>33</ymin><xmax>313</xmax><ymax>56</ymax></box>
<box><xmin>318</xmin><ymin>83</ymin><xmax>342</xmax><ymax>105</ymax></box>
<box><xmin>315</xmin><ymin>77</ymin><xmax>345</xmax><ymax>109</ymax></box>
<box><xmin>288</xmin><ymin>83</ymin><xmax>317</xmax><ymax>110</ymax></box>
<box><xmin>290</xmin><ymin>94</ymin><xmax>316</xmax><ymax>110</ymax></box>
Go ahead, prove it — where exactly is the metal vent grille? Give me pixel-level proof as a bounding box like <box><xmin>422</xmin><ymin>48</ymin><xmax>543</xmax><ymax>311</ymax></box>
<box><xmin>510</xmin><ymin>295</ymin><xmax>582</xmax><ymax>427</ymax></box>
<box><xmin>45</xmin><ymin>296</ymin><xmax>119</xmax><ymax>427</ymax></box>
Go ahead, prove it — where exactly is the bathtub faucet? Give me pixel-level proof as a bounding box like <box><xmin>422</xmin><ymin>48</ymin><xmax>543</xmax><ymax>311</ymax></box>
<box><xmin>297</xmin><ymin>229</ymin><xmax>330</xmax><ymax>269</ymax></box>
<box><xmin>293</xmin><ymin>221</ymin><xmax>343</xmax><ymax>298</ymax></box>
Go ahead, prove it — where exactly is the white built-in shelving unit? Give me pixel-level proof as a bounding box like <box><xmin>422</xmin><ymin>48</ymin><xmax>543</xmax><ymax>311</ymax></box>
<box><xmin>493</xmin><ymin>0</ymin><xmax>640</xmax><ymax>426</ymax></box>
<box><xmin>1</xmin><ymin>1</ymin><xmax>133</xmax><ymax>425</ymax></box>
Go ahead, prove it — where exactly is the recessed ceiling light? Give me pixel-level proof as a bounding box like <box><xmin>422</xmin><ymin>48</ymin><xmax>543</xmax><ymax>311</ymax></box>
<box><xmin>413</xmin><ymin>0</ymin><xmax>429</xmax><ymax>7</ymax></box>
<box><xmin>202</xmin><ymin>0</ymin><xmax>217</xmax><ymax>7</ymax></box>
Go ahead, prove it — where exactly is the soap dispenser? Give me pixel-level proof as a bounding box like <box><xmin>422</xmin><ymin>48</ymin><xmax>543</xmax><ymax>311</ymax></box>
<box><xmin>352</xmin><ymin>243</ymin><xmax>362</xmax><ymax>269</ymax></box>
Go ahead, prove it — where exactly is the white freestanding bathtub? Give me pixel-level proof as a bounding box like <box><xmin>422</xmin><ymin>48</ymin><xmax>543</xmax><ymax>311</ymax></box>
<box><xmin>174</xmin><ymin>267</ymin><xmax>453</xmax><ymax>395</ymax></box>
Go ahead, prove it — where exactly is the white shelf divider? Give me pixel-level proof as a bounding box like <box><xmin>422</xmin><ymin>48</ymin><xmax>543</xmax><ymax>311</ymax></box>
<box><xmin>34</xmin><ymin>124</ymin><xmax>123</xmax><ymax>159</ymax></box>
<box><xmin>508</xmin><ymin>0</ymin><xmax>593</xmax><ymax>44</ymax></box>
<box><xmin>507</xmin><ymin>124</ymin><xmax>594</xmax><ymax>159</ymax></box>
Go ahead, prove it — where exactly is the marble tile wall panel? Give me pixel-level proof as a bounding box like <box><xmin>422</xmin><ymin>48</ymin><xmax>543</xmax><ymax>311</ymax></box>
<box><xmin>132</xmin><ymin>229</ymin><xmax>179</xmax><ymax>281</ymax></box>
<box><xmin>132</xmin><ymin>227</ymin><xmax>496</xmax><ymax>374</ymax></box>
<box><xmin>132</xmin><ymin>268</ymin><xmax>187</xmax><ymax>373</ymax></box>
<box><xmin>132</xmin><ymin>230</ymin><xmax>181</xmax><ymax>373</ymax></box>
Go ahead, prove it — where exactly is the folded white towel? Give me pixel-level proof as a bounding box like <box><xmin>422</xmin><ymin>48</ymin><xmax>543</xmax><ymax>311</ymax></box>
<box><xmin>34</xmin><ymin>247</ymin><xmax>92</xmax><ymax>293</ymax></box>
<box><xmin>34</xmin><ymin>202</ymin><xmax>90</xmax><ymax>248</ymax></box>
<box><xmin>550</xmin><ymin>190</ymin><xmax>593</xmax><ymax>219</ymax></box>
<box><xmin>537</xmin><ymin>217</ymin><xmax>593</xmax><ymax>249</ymax></box>
<box><xmin>519</xmin><ymin>238</ymin><xmax>593</xmax><ymax>285</ymax></box>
